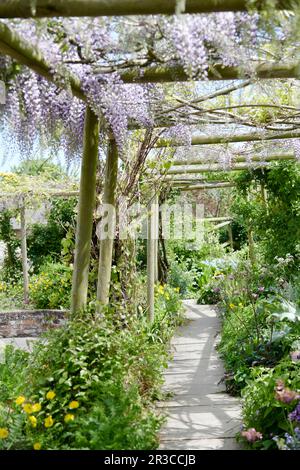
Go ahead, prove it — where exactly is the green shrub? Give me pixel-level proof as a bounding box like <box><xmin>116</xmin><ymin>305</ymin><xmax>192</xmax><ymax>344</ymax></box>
<box><xmin>27</xmin><ymin>198</ymin><xmax>76</xmax><ymax>271</ymax></box>
<box><xmin>0</xmin><ymin>281</ymin><xmax>24</xmax><ymax>311</ymax></box>
<box><xmin>29</xmin><ymin>262</ymin><xmax>72</xmax><ymax>309</ymax></box>
<box><xmin>167</xmin><ymin>261</ymin><xmax>195</xmax><ymax>296</ymax></box>
<box><xmin>218</xmin><ymin>280</ymin><xmax>300</xmax><ymax>394</ymax></box>
<box><xmin>0</xmin><ymin>290</ymin><xmax>183</xmax><ymax>450</ymax></box>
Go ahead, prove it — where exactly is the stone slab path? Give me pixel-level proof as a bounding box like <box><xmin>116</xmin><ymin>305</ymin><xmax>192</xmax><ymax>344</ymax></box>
<box><xmin>158</xmin><ymin>300</ymin><xmax>242</xmax><ymax>450</ymax></box>
<box><xmin>0</xmin><ymin>337</ymin><xmax>38</xmax><ymax>352</ymax></box>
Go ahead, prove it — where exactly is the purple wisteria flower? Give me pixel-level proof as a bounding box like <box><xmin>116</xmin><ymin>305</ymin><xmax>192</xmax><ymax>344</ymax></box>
<box><xmin>289</xmin><ymin>402</ymin><xmax>300</xmax><ymax>423</ymax></box>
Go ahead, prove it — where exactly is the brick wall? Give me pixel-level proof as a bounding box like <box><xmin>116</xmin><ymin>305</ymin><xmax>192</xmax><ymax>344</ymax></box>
<box><xmin>0</xmin><ymin>310</ymin><xmax>67</xmax><ymax>337</ymax></box>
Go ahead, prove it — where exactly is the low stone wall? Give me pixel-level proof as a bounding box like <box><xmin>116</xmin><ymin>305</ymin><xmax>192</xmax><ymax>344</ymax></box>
<box><xmin>0</xmin><ymin>310</ymin><xmax>67</xmax><ymax>338</ymax></box>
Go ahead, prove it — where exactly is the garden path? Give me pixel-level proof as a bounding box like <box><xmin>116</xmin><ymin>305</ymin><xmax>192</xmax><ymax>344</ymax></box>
<box><xmin>158</xmin><ymin>300</ymin><xmax>242</xmax><ymax>450</ymax></box>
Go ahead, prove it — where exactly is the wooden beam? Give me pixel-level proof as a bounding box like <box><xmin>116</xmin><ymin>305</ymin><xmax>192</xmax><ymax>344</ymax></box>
<box><xmin>0</xmin><ymin>1</ymin><xmax>297</xmax><ymax>17</ymax></box>
<box><xmin>71</xmin><ymin>107</ymin><xmax>99</xmax><ymax>314</ymax></box>
<box><xmin>165</xmin><ymin>162</ymin><xmax>277</xmax><ymax>176</ymax></box>
<box><xmin>158</xmin><ymin>130</ymin><xmax>300</xmax><ymax>149</ymax></box>
<box><xmin>202</xmin><ymin>217</ymin><xmax>232</xmax><ymax>222</ymax></box>
<box><xmin>96</xmin><ymin>134</ymin><xmax>119</xmax><ymax>306</ymax></box>
<box><xmin>180</xmin><ymin>182</ymin><xmax>234</xmax><ymax>190</ymax></box>
<box><xmin>121</xmin><ymin>61</ymin><xmax>300</xmax><ymax>83</ymax></box>
<box><xmin>0</xmin><ymin>191</ymin><xmax>79</xmax><ymax>201</ymax></box>
<box><xmin>0</xmin><ymin>23</ymin><xmax>84</xmax><ymax>101</ymax></box>
<box><xmin>167</xmin><ymin>154</ymin><xmax>296</xmax><ymax>175</ymax></box>
<box><xmin>172</xmin><ymin>153</ymin><xmax>296</xmax><ymax>167</ymax></box>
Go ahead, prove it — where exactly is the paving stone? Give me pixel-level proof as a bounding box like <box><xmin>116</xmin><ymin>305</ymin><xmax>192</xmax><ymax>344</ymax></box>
<box><xmin>159</xmin><ymin>405</ymin><xmax>241</xmax><ymax>439</ymax></box>
<box><xmin>159</xmin><ymin>438</ymin><xmax>241</xmax><ymax>450</ymax></box>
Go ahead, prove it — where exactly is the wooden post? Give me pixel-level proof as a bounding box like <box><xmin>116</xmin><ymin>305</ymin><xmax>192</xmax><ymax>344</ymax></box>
<box><xmin>96</xmin><ymin>133</ymin><xmax>119</xmax><ymax>306</ymax></box>
<box><xmin>71</xmin><ymin>107</ymin><xmax>99</xmax><ymax>314</ymax></box>
<box><xmin>248</xmin><ymin>227</ymin><xmax>256</xmax><ymax>265</ymax></box>
<box><xmin>154</xmin><ymin>195</ymin><xmax>159</xmax><ymax>282</ymax></box>
<box><xmin>20</xmin><ymin>198</ymin><xmax>29</xmax><ymax>305</ymax></box>
<box><xmin>261</xmin><ymin>181</ymin><xmax>268</xmax><ymax>212</ymax></box>
<box><xmin>228</xmin><ymin>223</ymin><xmax>234</xmax><ymax>250</ymax></box>
<box><xmin>147</xmin><ymin>194</ymin><xmax>158</xmax><ymax>323</ymax></box>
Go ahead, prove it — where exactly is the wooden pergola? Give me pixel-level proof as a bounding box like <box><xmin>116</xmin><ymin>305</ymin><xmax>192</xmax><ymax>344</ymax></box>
<box><xmin>0</xmin><ymin>1</ymin><xmax>299</xmax><ymax>320</ymax></box>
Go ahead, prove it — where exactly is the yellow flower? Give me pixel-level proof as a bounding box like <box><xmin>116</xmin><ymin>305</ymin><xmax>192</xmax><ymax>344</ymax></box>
<box><xmin>46</xmin><ymin>390</ymin><xmax>56</xmax><ymax>400</ymax></box>
<box><xmin>68</xmin><ymin>401</ymin><xmax>79</xmax><ymax>409</ymax></box>
<box><xmin>0</xmin><ymin>428</ymin><xmax>9</xmax><ymax>439</ymax></box>
<box><xmin>22</xmin><ymin>403</ymin><xmax>33</xmax><ymax>414</ymax></box>
<box><xmin>29</xmin><ymin>416</ymin><xmax>37</xmax><ymax>428</ymax></box>
<box><xmin>15</xmin><ymin>395</ymin><xmax>26</xmax><ymax>406</ymax></box>
<box><xmin>33</xmin><ymin>442</ymin><xmax>41</xmax><ymax>450</ymax></box>
<box><xmin>44</xmin><ymin>416</ymin><xmax>54</xmax><ymax>428</ymax></box>
<box><xmin>157</xmin><ymin>285</ymin><xmax>164</xmax><ymax>295</ymax></box>
<box><xmin>64</xmin><ymin>413</ymin><xmax>75</xmax><ymax>423</ymax></box>
<box><xmin>32</xmin><ymin>403</ymin><xmax>42</xmax><ymax>413</ymax></box>
<box><xmin>165</xmin><ymin>293</ymin><xmax>170</xmax><ymax>300</ymax></box>
<box><xmin>229</xmin><ymin>303</ymin><xmax>235</xmax><ymax>309</ymax></box>
<box><xmin>239</xmin><ymin>303</ymin><xmax>243</xmax><ymax>307</ymax></box>
<box><xmin>214</xmin><ymin>271</ymin><xmax>224</xmax><ymax>278</ymax></box>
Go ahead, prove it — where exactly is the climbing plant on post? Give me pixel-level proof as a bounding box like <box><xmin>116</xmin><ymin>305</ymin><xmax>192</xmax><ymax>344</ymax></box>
<box><xmin>71</xmin><ymin>107</ymin><xmax>99</xmax><ymax>314</ymax></box>
<box><xmin>97</xmin><ymin>133</ymin><xmax>119</xmax><ymax>307</ymax></box>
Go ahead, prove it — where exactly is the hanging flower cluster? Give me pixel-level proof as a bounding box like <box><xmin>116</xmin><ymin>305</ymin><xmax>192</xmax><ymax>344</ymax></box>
<box><xmin>165</xmin><ymin>13</ymin><xmax>259</xmax><ymax>79</ymax></box>
<box><xmin>164</xmin><ymin>124</ymin><xmax>192</xmax><ymax>146</ymax></box>
<box><xmin>0</xmin><ymin>10</ymin><xmax>297</xmax><ymax>160</ymax></box>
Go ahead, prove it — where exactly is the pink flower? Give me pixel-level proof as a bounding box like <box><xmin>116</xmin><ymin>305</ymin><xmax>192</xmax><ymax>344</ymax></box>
<box><xmin>290</xmin><ymin>351</ymin><xmax>300</xmax><ymax>363</ymax></box>
<box><xmin>241</xmin><ymin>428</ymin><xmax>263</xmax><ymax>443</ymax></box>
<box><xmin>274</xmin><ymin>379</ymin><xmax>300</xmax><ymax>404</ymax></box>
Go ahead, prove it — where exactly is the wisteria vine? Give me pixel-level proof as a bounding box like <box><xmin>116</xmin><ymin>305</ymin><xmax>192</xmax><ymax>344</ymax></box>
<box><xmin>0</xmin><ymin>9</ymin><xmax>298</xmax><ymax>162</ymax></box>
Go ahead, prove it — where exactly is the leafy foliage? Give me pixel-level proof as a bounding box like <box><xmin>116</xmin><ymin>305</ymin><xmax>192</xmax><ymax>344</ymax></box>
<box><xmin>241</xmin><ymin>359</ymin><xmax>300</xmax><ymax>449</ymax></box>
<box><xmin>0</xmin><ymin>292</ymin><xmax>183</xmax><ymax>450</ymax></box>
<box><xmin>27</xmin><ymin>198</ymin><xmax>76</xmax><ymax>271</ymax></box>
<box><xmin>29</xmin><ymin>262</ymin><xmax>72</xmax><ymax>310</ymax></box>
<box><xmin>232</xmin><ymin>162</ymin><xmax>300</xmax><ymax>274</ymax></box>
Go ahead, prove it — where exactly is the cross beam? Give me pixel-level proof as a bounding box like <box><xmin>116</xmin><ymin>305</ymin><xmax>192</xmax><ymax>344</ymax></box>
<box><xmin>165</xmin><ymin>159</ymin><xmax>294</xmax><ymax>174</ymax></box>
<box><xmin>0</xmin><ymin>1</ymin><xmax>297</xmax><ymax>18</ymax></box>
<box><xmin>180</xmin><ymin>182</ymin><xmax>234</xmax><ymax>190</ymax></box>
<box><xmin>157</xmin><ymin>130</ymin><xmax>300</xmax><ymax>148</ymax></box>
<box><xmin>120</xmin><ymin>61</ymin><xmax>300</xmax><ymax>83</ymax></box>
<box><xmin>170</xmin><ymin>153</ymin><xmax>296</xmax><ymax>168</ymax></box>
<box><xmin>0</xmin><ymin>23</ymin><xmax>84</xmax><ymax>100</ymax></box>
